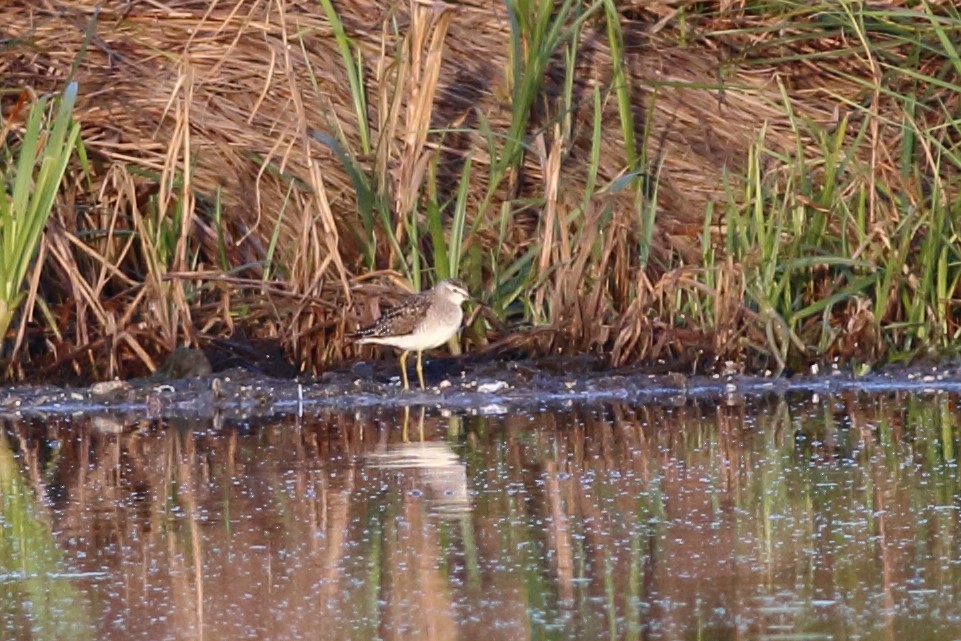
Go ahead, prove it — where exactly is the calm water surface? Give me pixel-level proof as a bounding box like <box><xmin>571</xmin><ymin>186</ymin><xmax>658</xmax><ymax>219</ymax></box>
<box><xmin>2</xmin><ymin>392</ymin><xmax>961</xmax><ymax>640</ymax></box>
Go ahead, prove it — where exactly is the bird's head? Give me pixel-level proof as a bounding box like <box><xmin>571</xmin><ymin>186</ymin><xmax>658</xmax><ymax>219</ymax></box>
<box><xmin>438</xmin><ymin>278</ymin><xmax>471</xmax><ymax>305</ymax></box>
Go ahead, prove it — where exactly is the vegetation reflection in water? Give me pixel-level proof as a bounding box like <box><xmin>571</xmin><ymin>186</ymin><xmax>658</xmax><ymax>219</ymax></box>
<box><xmin>1</xmin><ymin>392</ymin><xmax>960</xmax><ymax>641</ymax></box>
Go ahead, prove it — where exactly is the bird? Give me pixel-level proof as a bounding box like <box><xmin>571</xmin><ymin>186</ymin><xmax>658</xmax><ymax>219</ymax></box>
<box><xmin>349</xmin><ymin>278</ymin><xmax>472</xmax><ymax>390</ymax></box>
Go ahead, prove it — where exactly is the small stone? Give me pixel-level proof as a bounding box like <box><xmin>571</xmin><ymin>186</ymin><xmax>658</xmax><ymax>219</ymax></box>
<box><xmin>90</xmin><ymin>380</ymin><xmax>131</xmax><ymax>397</ymax></box>
<box><xmin>477</xmin><ymin>381</ymin><xmax>508</xmax><ymax>394</ymax></box>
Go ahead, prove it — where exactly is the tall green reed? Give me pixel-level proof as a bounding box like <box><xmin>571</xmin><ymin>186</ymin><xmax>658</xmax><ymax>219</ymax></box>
<box><xmin>0</xmin><ymin>82</ymin><xmax>82</xmax><ymax>346</ymax></box>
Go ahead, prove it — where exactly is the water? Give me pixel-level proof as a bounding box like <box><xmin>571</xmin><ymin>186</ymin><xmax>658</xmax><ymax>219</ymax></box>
<box><xmin>2</xmin><ymin>391</ymin><xmax>960</xmax><ymax>640</ymax></box>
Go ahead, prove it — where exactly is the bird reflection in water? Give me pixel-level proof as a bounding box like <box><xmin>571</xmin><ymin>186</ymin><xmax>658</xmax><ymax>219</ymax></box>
<box><xmin>365</xmin><ymin>406</ymin><xmax>470</xmax><ymax>518</ymax></box>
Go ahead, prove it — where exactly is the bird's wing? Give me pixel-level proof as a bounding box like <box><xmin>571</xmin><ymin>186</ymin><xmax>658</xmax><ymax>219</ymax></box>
<box><xmin>350</xmin><ymin>291</ymin><xmax>430</xmax><ymax>338</ymax></box>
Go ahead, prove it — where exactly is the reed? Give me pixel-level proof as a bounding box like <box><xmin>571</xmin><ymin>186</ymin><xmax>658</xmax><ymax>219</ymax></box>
<box><xmin>0</xmin><ymin>0</ymin><xmax>959</xmax><ymax>380</ymax></box>
<box><xmin>0</xmin><ymin>82</ymin><xmax>82</xmax><ymax>370</ymax></box>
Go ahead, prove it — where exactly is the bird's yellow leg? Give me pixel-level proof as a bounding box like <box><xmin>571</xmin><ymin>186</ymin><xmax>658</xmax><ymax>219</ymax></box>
<box><xmin>399</xmin><ymin>350</ymin><xmax>410</xmax><ymax>391</ymax></box>
<box><xmin>416</xmin><ymin>350</ymin><xmax>426</xmax><ymax>390</ymax></box>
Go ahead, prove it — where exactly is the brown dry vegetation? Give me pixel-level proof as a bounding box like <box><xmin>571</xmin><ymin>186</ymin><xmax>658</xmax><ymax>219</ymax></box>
<box><xmin>2</xmin><ymin>0</ymin><xmax>960</xmax><ymax>382</ymax></box>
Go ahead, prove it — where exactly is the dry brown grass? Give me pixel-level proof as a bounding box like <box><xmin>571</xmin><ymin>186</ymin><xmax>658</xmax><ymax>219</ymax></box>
<box><xmin>1</xmin><ymin>0</ymin><xmax>956</xmax><ymax>380</ymax></box>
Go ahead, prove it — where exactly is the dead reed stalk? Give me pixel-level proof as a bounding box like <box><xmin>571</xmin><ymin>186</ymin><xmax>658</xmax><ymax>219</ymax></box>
<box><xmin>1</xmin><ymin>0</ymin><xmax>958</xmax><ymax>380</ymax></box>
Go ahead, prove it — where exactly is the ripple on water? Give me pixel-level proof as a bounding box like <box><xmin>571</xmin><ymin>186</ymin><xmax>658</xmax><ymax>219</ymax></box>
<box><xmin>2</xmin><ymin>391</ymin><xmax>961</xmax><ymax>640</ymax></box>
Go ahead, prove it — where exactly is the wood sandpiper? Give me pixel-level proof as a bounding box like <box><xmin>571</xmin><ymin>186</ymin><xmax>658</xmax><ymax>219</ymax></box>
<box><xmin>350</xmin><ymin>278</ymin><xmax>471</xmax><ymax>390</ymax></box>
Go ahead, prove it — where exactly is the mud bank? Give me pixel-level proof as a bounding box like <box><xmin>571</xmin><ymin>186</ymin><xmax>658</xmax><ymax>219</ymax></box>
<box><xmin>3</xmin><ymin>357</ymin><xmax>961</xmax><ymax>422</ymax></box>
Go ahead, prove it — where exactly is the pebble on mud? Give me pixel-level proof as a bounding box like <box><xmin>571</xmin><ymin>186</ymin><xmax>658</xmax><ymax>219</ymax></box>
<box><xmin>476</xmin><ymin>381</ymin><xmax>509</xmax><ymax>394</ymax></box>
<box><xmin>90</xmin><ymin>380</ymin><xmax>131</xmax><ymax>398</ymax></box>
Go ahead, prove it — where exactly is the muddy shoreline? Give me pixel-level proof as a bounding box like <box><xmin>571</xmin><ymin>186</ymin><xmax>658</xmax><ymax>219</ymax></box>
<box><xmin>3</xmin><ymin>357</ymin><xmax>961</xmax><ymax>422</ymax></box>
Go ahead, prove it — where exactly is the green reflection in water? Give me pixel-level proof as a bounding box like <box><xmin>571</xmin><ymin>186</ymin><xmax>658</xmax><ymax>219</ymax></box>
<box><xmin>1</xmin><ymin>392</ymin><xmax>960</xmax><ymax>641</ymax></box>
<box><xmin>0</xmin><ymin>429</ymin><xmax>95</xmax><ymax>641</ymax></box>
